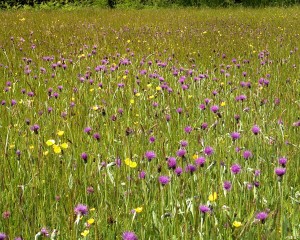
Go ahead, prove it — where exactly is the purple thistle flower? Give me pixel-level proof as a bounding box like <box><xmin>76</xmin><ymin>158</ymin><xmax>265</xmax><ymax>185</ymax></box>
<box><xmin>184</xmin><ymin>126</ymin><xmax>193</xmax><ymax>134</ymax></box>
<box><xmin>243</xmin><ymin>150</ymin><xmax>253</xmax><ymax>159</ymax></box>
<box><xmin>204</xmin><ymin>146</ymin><xmax>214</xmax><ymax>156</ymax></box>
<box><xmin>145</xmin><ymin>151</ymin><xmax>156</xmax><ymax>161</ymax></box>
<box><xmin>149</xmin><ymin>136</ymin><xmax>156</xmax><ymax>143</ymax></box>
<box><xmin>223</xmin><ymin>181</ymin><xmax>232</xmax><ymax>191</ymax></box>
<box><xmin>275</xmin><ymin>168</ymin><xmax>286</xmax><ymax>177</ymax></box>
<box><xmin>180</xmin><ymin>140</ymin><xmax>188</xmax><ymax>147</ymax></box>
<box><xmin>81</xmin><ymin>152</ymin><xmax>88</xmax><ymax>162</ymax></box>
<box><xmin>176</xmin><ymin>108</ymin><xmax>183</xmax><ymax>114</ymax></box>
<box><xmin>199</xmin><ymin>205</ymin><xmax>211</xmax><ymax>214</ymax></box>
<box><xmin>201</xmin><ymin>122</ymin><xmax>208</xmax><ymax>130</ymax></box>
<box><xmin>210</xmin><ymin>105</ymin><xmax>219</xmax><ymax>113</ymax></box>
<box><xmin>14</xmin><ymin>237</ymin><xmax>23</xmax><ymax>240</ymax></box>
<box><xmin>138</xmin><ymin>171</ymin><xmax>146</xmax><ymax>179</ymax></box>
<box><xmin>0</xmin><ymin>233</ymin><xmax>7</xmax><ymax>240</ymax></box>
<box><xmin>231</xmin><ymin>164</ymin><xmax>241</xmax><ymax>174</ymax></box>
<box><xmin>2</xmin><ymin>211</ymin><xmax>10</xmax><ymax>219</ymax></box>
<box><xmin>255</xmin><ymin>212</ymin><xmax>268</xmax><ymax>223</ymax></box>
<box><xmin>176</xmin><ymin>148</ymin><xmax>186</xmax><ymax>158</ymax></box>
<box><xmin>185</xmin><ymin>164</ymin><xmax>197</xmax><ymax>174</ymax></box>
<box><xmin>252</xmin><ymin>125</ymin><xmax>261</xmax><ymax>135</ymax></box>
<box><xmin>74</xmin><ymin>204</ymin><xmax>88</xmax><ymax>216</ymax></box>
<box><xmin>195</xmin><ymin>156</ymin><xmax>206</xmax><ymax>167</ymax></box>
<box><xmin>84</xmin><ymin>127</ymin><xmax>92</xmax><ymax>134</ymax></box>
<box><xmin>30</xmin><ymin>124</ymin><xmax>40</xmax><ymax>134</ymax></box>
<box><xmin>122</xmin><ymin>231</ymin><xmax>138</xmax><ymax>240</ymax></box>
<box><xmin>40</xmin><ymin>227</ymin><xmax>49</xmax><ymax>237</ymax></box>
<box><xmin>278</xmin><ymin>157</ymin><xmax>287</xmax><ymax>167</ymax></box>
<box><xmin>159</xmin><ymin>176</ymin><xmax>170</xmax><ymax>186</ymax></box>
<box><xmin>174</xmin><ymin>167</ymin><xmax>183</xmax><ymax>176</ymax></box>
<box><xmin>167</xmin><ymin>157</ymin><xmax>177</xmax><ymax>169</ymax></box>
<box><xmin>199</xmin><ymin>104</ymin><xmax>206</xmax><ymax>110</ymax></box>
<box><xmin>231</xmin><ymin>132</ymin><xmax>241</xmax><ymax>141</ymax></box>
<box><xmin>93</xmin><ymin>132</ymin><xmax>100</xmax><ymax>140</ymax></box>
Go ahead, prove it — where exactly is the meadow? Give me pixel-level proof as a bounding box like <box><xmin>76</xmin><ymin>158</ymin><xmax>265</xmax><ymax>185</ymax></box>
<box><xmin>0</xmin><ymin>7</ymin><xmax>299</xmax><ymax>240</ymax></box>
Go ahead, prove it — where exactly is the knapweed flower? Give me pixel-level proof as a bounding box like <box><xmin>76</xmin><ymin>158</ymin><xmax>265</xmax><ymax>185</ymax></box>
<box><xmin>2</xmin><ymin>211</ymin><xmax>10</xmax><ymax>219</ymax></box>
<box><xmin>233</xmin><ymin>221</ymin><xmax>242</xmax><ymax>228</ymax></box>
<box><xmin>231</xmin><ymin>164</ymin><xmax>241</xmax><ymax>174</ymax></box>
<box><xmin>255</xmin><ymin>212</ymin><xmax>268</xmax><ymax>223</ymax></box>
<box><xmin>30</xmin><ymin>124</ymin><xmax>40</xmax><ymax>134</ymax></box>
<box><xmin>145</xmin><ymin>151</ymin><xmax>156</xmax><ymax>161</ymax></box>
<box><xmin>199</xmin><ymin>205</ymin><xmax>211</xmax><ymax>214</ymax></box>
<box><xmin>122</xmin><ymin>231</ymin><xmax>138</xmax><ymax>240</ymax></box>
<box><xmin>223</xmin><ymin>181</ymin><xmax>232</xmax><ymax>191</ymax></box>
<box><xmin>138</xmin><ymin>171</ymin><xmax>146</xmax><ymax>179</ymax></box>
<box><xmin>243</xmin><ymin>150</ymin><xmax>253</xmax><ymax>159</ymax></box>
<box><xmin>184</xmin><ymin>126</ymin><xmax>193</xmax><ymax>133</ymax></box>
<box><xmin>176</xmin><ymin>148</ymin><xmax>186</xmax><ymax>158</ymax></box>
<box><xmin>81</xmin><ymin>152</ymin><xmax>88</xmax><ymax>162</ymax></box>
<box><xmin>185</xmin><ymin>164</ymin><xmax>197</xmax><ymax>174</ymax></box>
<box><xmin>210</xmin><ymin>105</ymin><xmax>219</xmax><ymax>113</ymax></box>
<box><xmin>40</xmin><ymin>228</ymin><xmax>49</xmax><ymax>237</ymax></box>
<box><xmin>84</xmin><ymin>127</ymin><xmax>92</xmax><ymax>134</ymax></box>
<box><xmin>204</xmin><ymin>146</ymin><xmax>214</xmax><ymax>156</ymax></box>
<box><xmin>174</xmin><ymin>167</ymin><xmax>183</xmax><ymax>176</ymax></box>
<box><xmin>74</xmin><ymin>204</ymin><xmax>88</xmax><ymax>216</ymax></box>
<box><xmin>230</xmin><ymin>132</ymin><xmax>240</xmax><ymax>141</ymax></box>
<box><xmin>195</xmin><ymin>156</ymin><xmax>206</xmax><ymax>167</ymax></box>
<box><xmin>252</xmin><ymin>125</ymin><xmax>261</xmax><ymax>135</ymax></box>
<box><xmin>93</xmin><ymin>132</ymin><xmax>101</xmax><ymax>141</ymax></box>
<box><xmin>167</xmin><ymin>157</ymin><xmax>177</xmax><ymax>169</ymax></box>
<box><xmin>159</xmin><ymin>176</ymin><xmax>170</xmax><ymax>186</ymax></box>
<box><xmin>0</xmin><ymin>233</ymin><xmax>7</xmax><ymax>240</ymax></box>
<box><xmin>180</xmin><ymin>140</ymin><xmax>188</xmax><ymax>147</ymax></box>
<box><xmin>278</xmin><ymin>157</ymin><xmax>287</xmax><ymax>167</ymax></box>
<box><xmin>275</xmin><ymin>168</ymin><xmax>286</xmax><ymax>177</ymax></box>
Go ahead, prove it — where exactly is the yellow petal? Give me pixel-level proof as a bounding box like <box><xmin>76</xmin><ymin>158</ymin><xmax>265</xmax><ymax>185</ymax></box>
<box><xmin>124</xmin><ymin>158</ymin><xmax>131</xmax><ymax>166</ymax></box>
<box><xmin>129</xmin><ymin>161</ymin><xmax>137</xmax><ymax>168</ymax></box>
<box><xmin>156</xmin><ymin>86</ymin><xmax>161</xmax><ymax>91</ymax></box>
<box><xmin>60</xmin><ymin>143</ymin><xmax>68</xmax><ymax>149</ymax></box>
<box><xmin>209</xmin><ymin>192</ymin><xmax>217</xmax><ymax>201</ymax></box>
<box><xmin>81</xmin><ymin>230</ymin><xmax>89</xmax><ymax>237</ymax></box>
<box><xmin>134</xmin><ymin>207</ymin><xmax>143</xmax><ymax>213</ymax></box>
<box><xmin>87</xmin><ymin>218</ymin><xmax>95</xmax><ymax>225</ymax></box>
<box><xmin>46</xmin><ymin>139</ymin><xmax>55</xmax><ymax>146</ymax></box>
<box><xmin>57</xmin><ymin>130</ymin><xmax>64</xmax><ymax>136</ymax></box>
<box><xmin>233</xmin><ymin>221</ymin><xmax>242</xmax><ymax>228</ymax></box>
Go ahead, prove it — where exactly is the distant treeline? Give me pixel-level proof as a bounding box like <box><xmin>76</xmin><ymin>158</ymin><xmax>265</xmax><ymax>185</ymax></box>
<box><xmin>1</xmin><ymin>0</ymin><xmax>300</xmax><ymax>8</ymax></box>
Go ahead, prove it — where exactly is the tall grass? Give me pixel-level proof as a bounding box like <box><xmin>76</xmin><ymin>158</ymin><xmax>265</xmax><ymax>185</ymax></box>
<box><xmin>0</xmin><ymin>7</ymin><xmax>299</xmax><ymax>239</ymax></box>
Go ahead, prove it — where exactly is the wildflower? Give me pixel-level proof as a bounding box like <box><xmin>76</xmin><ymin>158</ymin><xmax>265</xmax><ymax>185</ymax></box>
<box><xmin>231</xmin><ymin>132</ymin><xmax>241</xmax><ymax>141</ymax></box>
<box><xmin>144</xmin><ymin>151</ymin><xmax>156</xmax><ymax>161</ymax></box>
<box><xmin>138</xmin><ymin>171</ymin><xmax>146</xmax><ymax>179</ymax></box>
<box><xmin>60</xmin><ymin>143</ymin><xmax>68</xmax><ymax>149</ymax></box>
<box><xmin>75</xmin><ymin>204</ymin><xmax>88</xmax><ymax>216</ymax></box>
<box><xmin>275</xmin><ymin>168</ymin><xmax>286</xmax><ymax>177</ymax></box>
<box><xmin>278</xmin><ymin>157</ymin><xmax>287</xmax><ymax>167</ymax></box>
<box><xmin>93</xmin><ymin>133</ymin><xmax>100</xmax><ymax>141</ymax></box>
<box><xmin>57</xmin><ymin>130</ymin><xmax>64</xmax><ymax>136</ymax></box>
<box><xmin>180</xmin><ymin>140</ymin><xmax>188</xmax><ymax>147</ymax></box>
<box><xmin>199</xmin><ymin>205</ymin><xmax>211</xmax><ymax>214</ymax></box>
<box><xmin>2</xmin><ymin>211</ymin><xmax>10</xmax><ymax>219</ymax></box>
<box><xmin>149</xmin><ymin>136</ymin><xmax>155</xmax><ymax>143</ymax></box>
<box><xmin>0</xmin><ymin>233</ymin><xmax>6</xmax><ymax>240</ymax></box>
<box><xmin>30</xmin><ymin>124</ymin><xmax>40</xmax><ymax>134</ymax></box>
<box><xmin>233</xmin><ymin>221</ymin><xmax>242</xmax><ymax>228</ymax></box>
<box><xmin>87</xmin><ymin>186</ymin><xmax>94</xmax><ymax>194</ymax></box>
<box><xmin>231</xmin><ymin>164</ymin><xmax>241</xmax><ymax>174</ymax></box>
<box><xmin>176</xmin><ymin>148</ymin><xmax>186</xmax><ymax>158</ymax></box>
<box><xmin>204</xmin><ymin>146</ymin><xmax>214</xmax><ymax>156</ymax></box>
<box><xmin>124</xmin><ymin>158</ymin><xmax>137</xmax><ymax>168</ymax></box>
<box><xmin>252</xmin><ymin>125</ymin><xmax>260</xmax><ymax>135</ymax></box>
<box><xmin>53</xmin><ymin>145</ymin><xmax>61</xmax><ymax>154</ymax></box>
<box><xmin>210</xmin><ymin>105</ymin><xmax>219</xmax><ymax>113</ymax></box>
<box><xmin>134</xmin><ymin>207</ymin><xmax>143</xmax><ymax>213</ymax></box>
<box><xmin>46</xmin><ymin>139</ymin><xmax>55</xmax><ymax>146</ymax></box>
<box><xmin>81</xmin><ymin>152</ymin><xmax>88</xmax><ymax>162</ymax></box>
<box><xmin>184</xmin><ymin>126</ymin><xmax>193</xmax><ymax>133</ymax></box>
<box><xmin>81</xmin><ymin>230</ymin><xmax>89</xmax><ymax>237</ymax></box>
<box><xmin>174</xmin><ymin>167</ymin><xmax>183</xmax><ymax>176</ymax></box>
<box><xmin>208</xmin><ymin>192</ymin><xmax>217</xmax><ymax>201</ymax></box>
<box><xmin>87</xmin><ymin>218</ymin><xmax>95</xmax><ymax>225</ymax></box>
<box><xmin>40</xmin><ymin>228</ymin><xmax>49</xmax><ymax>237</ymax></box>
<box><xmin>186</xmin><ymin>164</ymin><xmax>197</xmax><ymax>174</ymax></box>
<box><xmin>223</xmin><ymin>181</ymin><xmax>232</xmax><ymax>191</ymax></box>
<box><xmin>122</xmin><ymin>231</ymin><xmax>138</xmax><ymax>240</ymax></box>
<box><xmin>84</xmin><ymin>127</ymin><xmax>92</xmax><ymax>134</ymax></box>
<box><xmin>255</xmin><ymin>212</ymin><xmax>268</xmax><ymax>223</ymax></box>
<box><xmin>243</xmin><ymin>150</ymin><xmax>253</xmax><ymax>159</ymax></box>
<box><xmin>159</xmin><ymin>176</ymin><xmax>170</xmax><ymax>186</ymax></box>
<box><xmin>195</xmin><ymin>156</ymin><xmax>206</xmax><ymax>167</ymax></box>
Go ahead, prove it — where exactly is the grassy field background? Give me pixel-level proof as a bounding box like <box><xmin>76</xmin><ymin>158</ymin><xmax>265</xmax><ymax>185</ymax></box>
<box><xmin>0</xmin><ymin>7</ymin><xmax>299</xmax><ymax>239</ymax></box>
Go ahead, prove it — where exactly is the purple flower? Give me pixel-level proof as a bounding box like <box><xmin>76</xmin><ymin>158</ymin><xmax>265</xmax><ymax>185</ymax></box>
<box><xmin>255</xmin><ymin>212</ymin><xmax>268</xmax><ymax>223</ymax></box>
<box><xmin>201</xmin><ymin>122</ymin><xmax>208</xmax><ymax>130</ymax></box>
<box><xmin>199</xmin><ymin>205</ymin><xmax>211</xmax><ymax>214</ymax></box>
<box><xmin>180</xmin><ymin>140</ymin><xmax>188</xmax><ymax>147</ymax></box>
<box><xmin>231</xmin><ymin>164</ymin><xmax>241</xmax><ymax>174</ymax></box>
<box><xmin>149</xmin><ymin>136</ymin><xmax>156</xmax><ymax>143</ymax></box>
<box><xmin>0</xmin><ymin>233</ymin><xmax>7</xmax><ymax>240</ymax></box>
<box><xmin>40</xmin><ymin>227</ymin><xmax>49</xmax><ymax>237</ymax></box>
<box><xmin>122</xmin><ymin>231</ymin><xmax>138</xmax><ymax>240</ymax></box>
<box><xmin>93</xmin><ymin>132</ymin><xmax>100</xmax><ymax>140</ymax></box>
<box><xmin>195</xmin><ymin>157</ymin><xmax>206</xmax><ymax>167</ymax></box>
<box><xmin>243</xmin><ymin>150</ymin><xmax>253</xmax><ymax>159</ymax></box>
<box><xmin>30</xmin><ymin>124</ymin><xmax>40</xmax><ymax>134</ymax></box>
<box><xmin>252</xmin><ymin>125</ymin><xmax>261</xmax><ymax>135</ymax></box>
<box><xmin>223</xmin><ymin>181</ymin><xmax>232</xmax><ymax>191</ymax></box>
<box><xmin>210</xmin><ymin>105</ymin><xmax>219</xmax><ymax>113</ymax></box>
<box><xmin>159</xmin><ymin>176</ymin><xmax>170</xmax><ymax>185</ymax></box>
<box><xmin>185</xmin><ymin>164</ymin><xmax>197</xmax><ymax>174</ymax></box>
<box><xmin>231</xmin><ymin>132</ymin><xmax>241</xmax><ymax>141</ymax></box>
<box><xmin>204</xmin><ymin>146</ymin><xmax>214</xmax><ymax>156</ymax></box>
<box><xmin>278</xmin><ymin>157</ymin><xmax>287</xmax><ymax>167</ymax></box>
<box><xmin>81</xmin><ymin>152</ymin><xmax>88</xmax><ymax>162</ymax></box>
<box><xmin>275</xmin><ymin>168</ymin><xmax>286</xmax><ymax>177</ymax></box>
<box><xmin>84</xmin><ymin>127</ymin><xmax>92</xmax><ymax>134</ymax></box>
<box><xmin>145</xmin><ymin>151</ymin><xmax>156</xmax><ymax>161</ymax></box>
<box><xmin>139</xmin><ymin>171</ymin><xmax>146</xmax><ymax>179</ymax></box>
<box><xmin>184</xmin><ymin>126</ymin><xmax>193</xmax><ymax>133</ymax></box>
<box><xmin>74</xmin><ymin>204</ymin><xmax>88</xmax><ymax>216</ymax></box>
<box><xmin>176</xmin><ymin>149</ymin><xmax>186</xmax><ymax>157</ymax></box>
<box><xmin>167</xmin><ymin>157</ymin><xmax>177</xmax><ymax>169</ymax></box>
<box><xmin>174</xmin><ymin>167</ymin><xmax>183</xmax><ymax>176</ymax></box>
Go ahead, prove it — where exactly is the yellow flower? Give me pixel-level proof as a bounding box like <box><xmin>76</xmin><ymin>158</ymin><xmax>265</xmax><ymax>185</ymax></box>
<box><xmin>208</xmin><ymin>192</ymin><xmax>217</xmax><ymax>202</ymax></box>
<box><xmin>46</xmin><ymin>139</ymin><xmax>55</xmax><ymax>146</ymax></box>
<box><xmin>89</xmin><ymin>88</ymin><xmax>94</xmax><ymax>92</ymax></box>
<box><xmin>130</xmin><ymin>99</ymin><xmax>134</xmax><ymax>104</ymax></box>
<box><xmin>57</xmin><ymin>130</ymin><xmax>64</xmax><ymax>136</ymax></box>
<box><xmin>134</xmin><ymin>207</ymin><xmax>143</xmax><ymax>213</ymax></box>
<box><xmin>53</xmin><ymin>145</ymin><xmax>61</xmax><ymax>154</ymax></box>
<box><xmin>124</xmin><ymin>158</ymin><xmax>137</xmax><ymax>168</ymax></box>
<box><xmin>188</xmin><ymin>95</ymin><xmax>193</xmax><ymax>99</ymax></box>
<box><xmin>29</xmin><ymin>145</ymin><xmax>34</xmax><ymax>150</ymax></box>
<box><xmin>9</xmin><ymin>144</ymin><xmax>15</xmax><ymax>149</ymax></box>
<box><xmin>87</xmin><ymin>218</ymin><xmax>95</xmax><ymax>225</ymax></box>
<box><xmin>233</xmin><ymin>221</ymin><xmax>242</xmax><ymax>228</ymax></box>
<box><xmin>81</xmin><ymin>230</ymin><xmax>89</xmax><ymax>237</ymax></box>
<box><xmin>90</xmin><ymin>208</ymin><xmax>96</xmax><ymax>211</ymax></box>
<box><xmin>125</xmin><ymin>158</ymin><xmax>131</xmax><ymax>165</ymax></box>
<box><xmin>92</xmin><ymin>106</ymin><xmax>99</xmax><ymax>111</ymax></box>
<box><xmin>60</xmin><ymin>143</ymin><xmax>69</xmax><ymax>149</ymax></box>
<box><xmin>127</xmin><ymin>40</ymin><xmax>131</xmax><ymax>43</ymax></box>
<box><xmin>221</xmin><ymin>101</ymin><xmax>226</xmax><ymax>107</ymax></box>
<box><xmin>192</xmin><ymin>154</ymin><xmax>198</xmax><ymax>160</ymax></box>
<box><xmin>147</xmin><ymin>83</ymin><xmax>152</xmax><ymax>88</ymax></box>
<box><xmin>43</xmin><ymin>151</ymin><xmax>49</xmax><ymax>156</ymax></box>
<box><xmin>148</xmin><ymin>95</ymin><xmax>154</xmax><ymax>99</ymax></box>
<box><xmin>135</xmin><ymin>92</ymin><xmax>141</xmax><ymax>97</ymax></box>
<box><xmin>156</xmin><ymin>86</ymin><xmax>162</xmax><ymax>91</ymax></box>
